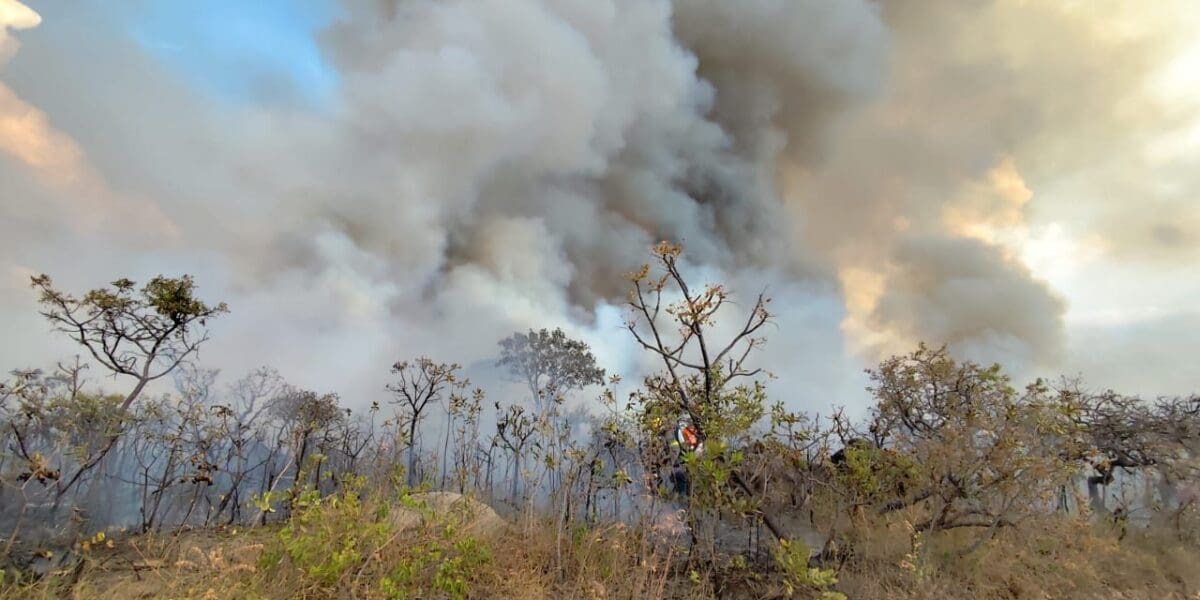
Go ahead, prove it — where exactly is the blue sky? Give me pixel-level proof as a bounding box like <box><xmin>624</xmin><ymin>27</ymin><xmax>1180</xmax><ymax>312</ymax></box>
<box><xmin>123</xmin><ymin>0</ymin><xmax>341</xmax><ymax>108</ymax></box>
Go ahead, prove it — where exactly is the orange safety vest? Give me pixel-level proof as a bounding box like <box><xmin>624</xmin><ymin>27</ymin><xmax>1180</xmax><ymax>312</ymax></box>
<box><xmin>675</xmin><ymin>423</ymin><xmax>700</xmax><ymax>451</ymax></box>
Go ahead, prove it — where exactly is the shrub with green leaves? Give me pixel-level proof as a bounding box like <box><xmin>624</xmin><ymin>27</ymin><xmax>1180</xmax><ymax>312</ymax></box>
<box><xmin>261</xmin><ymin>478</ymin><xmax>494</xmax><ymax>598</ymax></box>
<box><xmin>774</xmin><ymin>539</ymin><xmax>844</xmax><ymax>600</ymax></box>
<box><xmin>264</xmin><ymin>477</ymin><xmax>391</xmax><ymax>586</ymax></box>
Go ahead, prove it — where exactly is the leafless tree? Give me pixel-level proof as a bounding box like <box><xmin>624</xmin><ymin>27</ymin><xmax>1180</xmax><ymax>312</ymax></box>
<box><xmin>494</xmin><ymin>402</ymin><xmax>538</xmax><ymax>503</ymax></box>
<box><xmin>624</xmin><ymin>242</ymin><xmax>784</xmax><ymax>543</ymax></box>
<box><xmin>386</xmin><ymin>358</ymin><xmax>465</xmax><ymax>487</ymax></box>
<box><xmin>1055</xmin><ymin>385</ymin><xmax>1200</xmax><ymax>514</ymax></box>
<box><xmin>624</xmin><ymin>241</ymin><xmax>770</xmax><ymax>438</ymax></box>
<box><xmin>269</xmin><ymin>388</ymin><xmax>343</xmax><ymax>506</ymax></box>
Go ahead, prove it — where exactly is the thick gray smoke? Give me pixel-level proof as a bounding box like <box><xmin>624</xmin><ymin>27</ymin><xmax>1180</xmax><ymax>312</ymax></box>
<box><xmin>775</xmin><ymin>1</ymin><xmax>1200</xmax><ymax>386</ymax></box>
<box><xmin>1</xmin><ymin>0</ymin><xmax>1197</xmax><ymax>411</ymax></box>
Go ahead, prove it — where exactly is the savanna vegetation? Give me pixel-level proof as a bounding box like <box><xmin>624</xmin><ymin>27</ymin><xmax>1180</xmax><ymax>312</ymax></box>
<box><xmin>1</xmin><ymin>243</ymin><xmax>1196</xmax><ymax>599</ymax></box>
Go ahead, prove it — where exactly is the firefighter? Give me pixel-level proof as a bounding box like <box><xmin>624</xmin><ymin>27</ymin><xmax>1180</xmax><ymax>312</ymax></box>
<box><xmin>669</xmin><ymin>420</ymin><xmax>703</xmax><ymax>497</ymax></box>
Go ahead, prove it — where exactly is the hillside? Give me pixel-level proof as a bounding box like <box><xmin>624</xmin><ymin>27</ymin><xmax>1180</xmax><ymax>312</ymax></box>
<box><xmin>2</xmin><ymin>246</ymin><xmax>1197</xmax><ymax>600</ymax></box>
<box><xmin>5</xmin><ymin>488</ymin><xmax>1197</xmax><ymax>599</ymax></box>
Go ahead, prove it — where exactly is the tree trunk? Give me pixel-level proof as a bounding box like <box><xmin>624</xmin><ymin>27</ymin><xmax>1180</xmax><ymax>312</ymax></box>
<box><xmin>440</xmin><ymin>410</ymin><xmax>452</xmax><ymax>490</ymax></box>
<box><xmin>511</xmin><ymin>452</ymin><xmax>521</xmax><ymax>502</ymax></box>
<box><xmin>407</xmin><ymin>419</ymin><xmax>420</xmax><ymax>488</ymax></box>
<box><xmin>1087</xmin><ymin>477</ymin><xmax>1109</xmax><ymax>514</ymax></box>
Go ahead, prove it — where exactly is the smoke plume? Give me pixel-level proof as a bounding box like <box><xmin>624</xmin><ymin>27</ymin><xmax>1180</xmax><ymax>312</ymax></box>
<box><xmin>1</xmin><ymin>0</ymin><xmax>1197</xmax><ymax>410</ymax></box>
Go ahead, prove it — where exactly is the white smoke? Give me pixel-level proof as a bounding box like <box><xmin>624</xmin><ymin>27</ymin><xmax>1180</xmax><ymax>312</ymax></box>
<box><xmin>1</xmin><ymin>0</ymin><xmax>1197</xmax><ymax>414</ymax></box>
<box><xmin>213</xmin><ymin>0</ymin><xmax>885</xmax><ymax>407</ymax></box>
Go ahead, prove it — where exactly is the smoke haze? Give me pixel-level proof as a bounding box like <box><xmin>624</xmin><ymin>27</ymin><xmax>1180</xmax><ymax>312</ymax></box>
<box><xmin>2</xmin><ymin>0</ymin><xmax>1197</xmax><ymax>412</ymax></box>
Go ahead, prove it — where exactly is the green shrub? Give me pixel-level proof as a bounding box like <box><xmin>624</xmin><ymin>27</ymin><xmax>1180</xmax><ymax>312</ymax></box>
<box><xmin>774</xmin><ymin>539</ymin><xmax>844</xmax><ymax>600</ymax></box>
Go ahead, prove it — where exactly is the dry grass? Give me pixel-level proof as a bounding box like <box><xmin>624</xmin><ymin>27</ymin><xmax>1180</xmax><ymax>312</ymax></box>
<box><xmin>2</xmin><ymin>500</ymin><xmax>1197</xmax><ymax>599</ymax></box>
<box><xmin>0</xmin><ymin>490</ymin><xmax>716</xmax><ymax>600</ymax></box>
<box><xmin>832</xmin><ymin>515</ymin><xmax>1200</xmax><ymax>600</ymax></box>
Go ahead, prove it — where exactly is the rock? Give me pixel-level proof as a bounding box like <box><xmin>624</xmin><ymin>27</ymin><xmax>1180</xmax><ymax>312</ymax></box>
<box><xmin>388</xmin><ymin>492</ymin><xmax>506</xmax><ymax>537</ymax></box>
